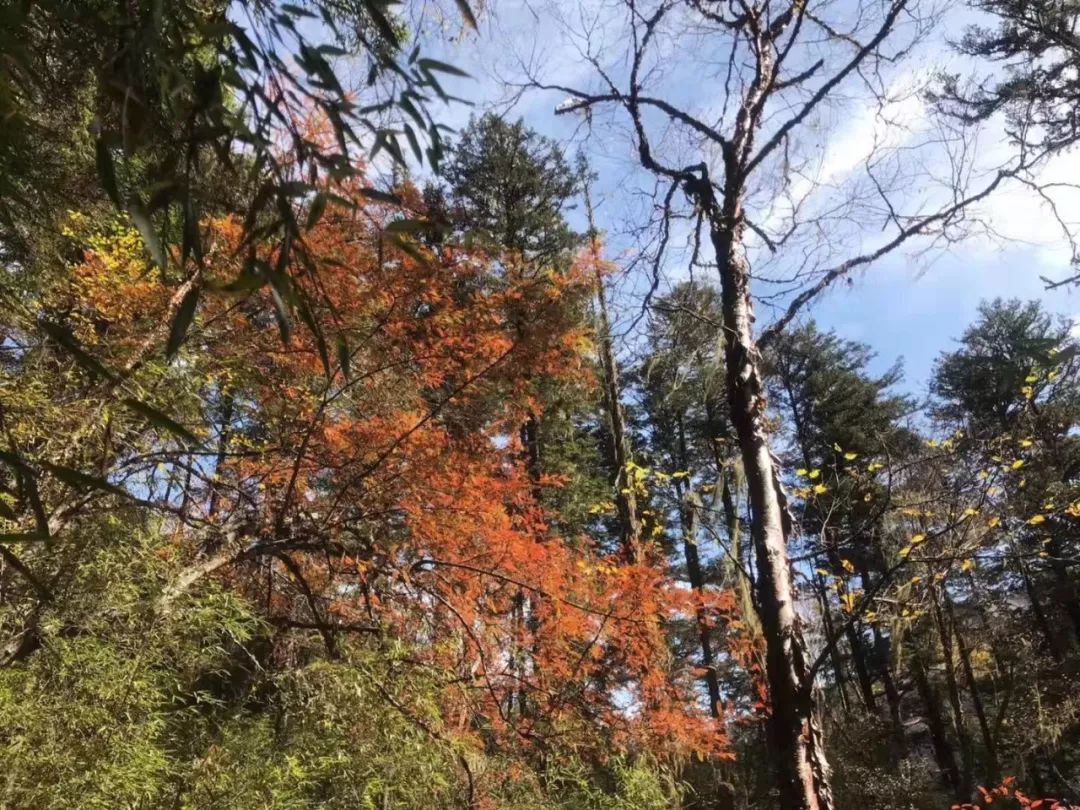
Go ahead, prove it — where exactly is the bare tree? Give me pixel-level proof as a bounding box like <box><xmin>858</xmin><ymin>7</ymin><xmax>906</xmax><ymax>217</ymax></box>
<box><xmin>504</xmin><ymin>0</ymin><xmax>1061</xmax><ymax>806</ymax></box>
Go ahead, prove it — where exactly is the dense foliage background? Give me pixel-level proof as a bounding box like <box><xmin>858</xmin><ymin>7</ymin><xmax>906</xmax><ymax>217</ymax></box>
<box><xmin>1</xmin><ymin>1</ymin><xmax>1079</xmax><ymax>808</ymax></box>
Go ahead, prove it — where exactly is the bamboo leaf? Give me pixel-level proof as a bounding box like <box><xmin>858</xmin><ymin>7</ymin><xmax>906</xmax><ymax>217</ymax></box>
<box><xmin>129</xmin><ymin>201</ymin><xmax>168</xmax><ymax>268</ymax></box>
<box><xmin>95</xmin><ymin>138</ymin><xmax>122</xmax><ymax>208</ymax></box>
<box><xmin>122</xmin><ymin>398</ymin><xmax>202</xmax><ymax>447</ymax></box>
<box><xmin>166</xmin><ymin>285</ymin><xmax>200</xmax><ymax>358</ymax></box>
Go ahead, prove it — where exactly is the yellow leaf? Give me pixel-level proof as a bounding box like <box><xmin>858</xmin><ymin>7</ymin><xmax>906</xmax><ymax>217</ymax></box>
<box><xmin>1011</xmin><ymin>459</ymin><xmax>1025</xmax><ymax>470</ymax></box>
<box><xmin>987</xmin><ymin>516</ymin><xmax>1001</xmax><ymax>528</ymax></box>
<box><xmin>962</xmin><ymin>507</ymin><xmax>978</xmax><ymax>518</ymax></box>
<box><xmin>1020</xmin><ymin>438</ymin><xmax>1034</xmax><ymax>448</ymax></box>
<box><xmin>815</xmin><ymin>568</ymin><xmax>830</xmax><ymax>577</ymax></box>
<box><xmin>813</xmin><ymin>483</ymin><xmax>828</xmax><ymax>495</ymax></box>
<box><xmin>1027</xmin><ymin>514</ymin><xmax>1046</xmax><ymax>525</ymax></box>
<box><xmin>841</xmin><ymin>559</ymin><xmax>855</xmax><ymax>573</ymax></box>
<box><xmin>833</xmin><ymin>443</ymin><xmax>843</xmax><ymax>452</ymax></box>
<box><xmin>1025</xmin><ymin>372</ymin><xmax>1039</xmax><ymax>383</ymax></box>
<box><xmin>808</xmin><ymin>469</ymin><xmax>821</xmax><ymax>480</ymax></box>
<box><xmin>911</xmin><ymin>533</ymin><xmax>926</xmax><ymax>545</ymax></box>
<box><xmin>899</xmin><ymin>546</ymin><xmax>912</xmax><ymax>559</ymax></box>
<box><xmin>1022</xmin><ymin>385</ymin><xmax>1035</xmax><ymax>399</ymax></box>
<box><xmin>961</xmin><ymin>559</ymin><xmax>975</xmax><ymax>573</ymax></box>
<box><xmin>867</xmin><ymin>462</ymin><xmax>884</xmax><ymax>472</ymax></box>
<box><xmin>796</xmin><ymin>468</ymin><xmax>808</xmax><ymax>477</ymax></box>
<box><xmin>844</xmin><ymin>452</ymin><xmax>858</xmax><ymax>461</ymax></box>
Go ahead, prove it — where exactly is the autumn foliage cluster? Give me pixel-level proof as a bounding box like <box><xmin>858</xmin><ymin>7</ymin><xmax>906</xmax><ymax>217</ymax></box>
<box><xmin>0</xmin><ymin>156</ymin><xmax>735</xmax><ymax>801</ymax></box>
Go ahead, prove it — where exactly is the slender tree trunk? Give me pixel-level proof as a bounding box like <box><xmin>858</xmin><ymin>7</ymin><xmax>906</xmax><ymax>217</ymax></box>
<box><xmin>705</xmin><ymin>194</ymin><xmax>833</xmax><ymax>810</ymax></box>
<box><xmin>872</xmin><ymin>625</ymin><xmax>907</xmax><ymax>758</ymax></box>
<box><xmin>682</xmin><ymin>489</ymin><xmax>723</xmax><ymax>718</ymax></box>
<box><xmin>1017</xmin><ymin>544</ymin><xmax>1064</xmax><ymax>662</ymax></box>
<box><xmin>911</xmin><ymin>646</ymin><xmax>963</xmax><ymax>796</ymax></box>
<box><xmin>945</xmin><ymin>594</ymin><xmax>999</xmax><ymax>782</ymax></box>
<box><xmin>812</xmin><ymin>573</ymin><xmax>851</xmax><ymax>716</ymax></box>
<box><xmin>859</xmin><ymin>556</ymin><xmax>907</xmax><ymax>756</ymax></box>
<box><xmin>206</xmin><ymin>393</ymin><xmax>234</xmax><ymax>520</ymax></box>
<box><xmin>932</xmin><ymin>585</ymin><xmax>974</xmax><ymax>796</ymax></box>
<box><xmin>587</xmin><ymin>194</ymin><xmax>641</xmax><ymax>562</ymax></box>
<box><xmin>1047</xmin><ymin>536</ymin><xmax>1080</xmax><ymax>647</ymax></box>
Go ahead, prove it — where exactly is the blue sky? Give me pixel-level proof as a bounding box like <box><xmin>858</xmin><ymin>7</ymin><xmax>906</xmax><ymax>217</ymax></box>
<box><xmin>405</xmin><ymin>0</ymin><xmax>1080</xmax><ymax>398</ymax></box>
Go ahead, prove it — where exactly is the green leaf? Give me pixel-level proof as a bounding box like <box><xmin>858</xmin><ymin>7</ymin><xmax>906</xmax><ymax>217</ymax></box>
<box><xmin>122</xmin><ymin>398</ymin><xmax>202</xmax><ymax>447</ymax></box>
<box><xmin>221</xmin><ymin>256</ymin><xmax>271</xmax><ymax>293</ymax></box>
<box><xmin>384</xmin><ymin>218</ymin><xmax>432</xmax><ymax>234</ymax></box>
<box><xmin>267</xmin><ymin>274</ymin><xmax>293</xmax><ymax>344</ymax></box>
<box><xmin>166</xmin><ymin>285</ymin><xmax>200</xmax><ymax>358</ymax></box>
<box><xmin>336</xmin><ymin>335</ymin><xmax>351</xmax><ymax>380</ymax></box>
<box><xmin>418</xmin><ymin>58</ymin><xmax>470</xmax><ymax>78</ymax></box>
<box><xmin>280</xmin><ymin>3</ymin><xmax>316</xmax><ymax>17</ymax></box>
<box><xmin>360</xmin><ymin>0</ymin><xmax>402</xmax><ymax>48</ymax></box>
<box><xmin>358</xmin><ymin>187</ymin><xmax>400</xmax><ymax>205</ymax></box>
<box><xmin>295</xmin><ymin>290</ymin><xmax>330</xmax><ymax>376</ymax></box>
<box><xmin>306</xmin><ymin>191</ymin><xmax>328</xmax><ymax>229</ymax></box>
<box><xmin>38</xmin><ymin>320</ymin><xmax>117</xmax><ymax>382</ymax></box>
<box><xmin>129</xmin><ymin>201</ymin><xmax>168</xmax><ymax>268</ymax></box>
<box><xmin>40</xmin><ymin>461</ymin><xmax>127</xmax><ymax>498</ymax></box>
<box><xmin>0</xmin><ymin>532</ymin><xmax>50</xmax><ymax>544</ymax></box>
<box><xmin>402</xmin><ymin>123</ymin><xmax>423</xmax><ymax>163</ymax></box>
<box><xmin>388</xmin><ymin>233</ymin><xmax>433</xmax><ymax>268</ymax></box>
<box><xmin>22</xmin><ymin>469</ymin><xmax>48</xmax><ymax>538</ymax></box>
<box><xmin>0</xmin><ymin>452</ymin><xmax>50</xmax><ymax>538</ymax></box>
<box><xmin>454</xmin><ymin>0</ymin><xmax>478</xmax><ymax>29</ymax></box>
<box><xmin>95</xmin><ymin>139</ymin><xmax>122</xmax><ymax>209</ymax></box>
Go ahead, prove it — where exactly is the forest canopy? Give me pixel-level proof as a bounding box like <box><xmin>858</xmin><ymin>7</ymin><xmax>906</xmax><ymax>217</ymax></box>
<box><xmin>1</xmin><ymin>1</ymin><xmax>1079</xmax><ymax>809</ymax></box>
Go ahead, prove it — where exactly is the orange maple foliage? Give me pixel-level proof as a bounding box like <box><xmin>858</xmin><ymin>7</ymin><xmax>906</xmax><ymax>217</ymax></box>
<box><xmin>951</xmin><ymin>777</ymin><xmax>1074</xmax><ymax>809</ymax></box>
<box><xmin>61</xmin><ymin>168</ymin><xmax>733</xmax><ymax>771</ymax></box>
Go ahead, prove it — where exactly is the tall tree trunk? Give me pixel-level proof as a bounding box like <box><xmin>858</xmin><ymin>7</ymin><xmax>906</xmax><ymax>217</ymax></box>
<box><xmin>682</xmin><ymin>489</ymin><xmax>723</xmax><ymax>718</ymax></box>
<box><xmin>705</xmin><ymin>195</ymin><xmax>833</xmax><ymax>810</ymax></box>
<box><xmin>587</xmin><ymin>194</ymin><xmax>641</xmax><ymax>562</ymax></box>
<box><xmin>932</xmin><ymin>585</ymin><xmax>974</xmax><ymax>797</ymax></box>
<box><xmin>859</xmin><ymin>556</ymin><xmax>906</xmax><ymax>756</ymax></box>
<box><xmin>1014</xmin><ymin>538</ymin><xmax>1064</xmax><ymax>661</ymax></box>
<box><xmin>812</xmin><ymin>572</ymin><xmax>851</xmax><ymax>716</ymax></box>
<box><xmin>872</xmin><ymin>624</ymin><xmax>907</xmax><ymax>759</ymax></box>
<box><xmin>206</xmin><ymin>393</ymin><xmax>234</xmax><ymax>521</ymax></box>
<box><xmin>1047</xmin><ymin>536</ymin><xmax>1080</xmax><ymax>647</ymax></box>
<box><xmin>911</xmin><ymin>646</ymin><xmax>963</xmax><ymax>797</ymax></box>
<box><xmin>945</xmin><ymin>594</ymin><xmax>999</xmax><ymax>782</ymax></box>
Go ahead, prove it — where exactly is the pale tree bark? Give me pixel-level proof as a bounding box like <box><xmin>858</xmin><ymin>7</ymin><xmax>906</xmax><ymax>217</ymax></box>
<box><xmin>585</xmin><ymin>186</ymin><xmax>642</xmax><ymax>561</ymax></box>
<box><xmin>526</xmin><ymin>0</ymin><xmax>1042</xmax><ymax>802</ymax></box>
<box><xmin>709</xmin><ymin>203</ymin><xmax>833</xmax><ymax>809</ymax></box>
